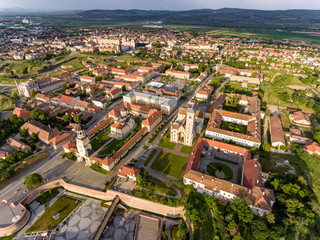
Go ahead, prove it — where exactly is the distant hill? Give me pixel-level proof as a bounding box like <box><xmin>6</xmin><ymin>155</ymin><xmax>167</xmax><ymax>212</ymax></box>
<box><xmin>75</xmin><ymin>8</ymin><xmax>320</xmax><ymax>30</ymax></box>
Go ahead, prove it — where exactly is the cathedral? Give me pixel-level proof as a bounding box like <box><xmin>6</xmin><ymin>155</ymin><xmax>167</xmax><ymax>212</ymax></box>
<box><xmin>170</xmin><ymin>107</ymin><xmax>204</xmax><ymax>146</ymax></box>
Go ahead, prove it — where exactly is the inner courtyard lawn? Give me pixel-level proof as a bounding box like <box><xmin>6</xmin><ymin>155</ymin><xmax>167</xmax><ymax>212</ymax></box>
<box><xmin>207</xmin><ymin>162</ymin><xmax>233</xmax><ymax>180</ymax></box>
<box><xmin>90</xmin><ymin>128</ymin><xmax>111</xmax><ymax>150</ymax></box>
<box><xmin>151</xmin><ymin>151</ymin><xmax>187</xmax><ymax>178</ymax></box>
<box><xmin>220</xmin><ymin>121</ymin><xmax>247</xmax><ymax>134</ymax></box>
<box><xmin>26</xmin><ymin>195</ymin><xmax>82</xmax><ymax>233</ymax></box>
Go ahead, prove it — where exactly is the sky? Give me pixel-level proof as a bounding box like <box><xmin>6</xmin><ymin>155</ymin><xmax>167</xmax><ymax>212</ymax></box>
<box><xmin>0</xmin><ymin>0</ymin><xmax>320</xmax><ymax>11</ymax></box>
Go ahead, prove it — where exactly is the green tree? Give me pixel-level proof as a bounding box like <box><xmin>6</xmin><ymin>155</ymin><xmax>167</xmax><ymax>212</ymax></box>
<box><xmin>266</xmin><ymin>212</ymin><xmax>275</xmax><ymax>225</ymax></box>
<box><xmin>176</xmin><ymin>222</ymin><xmax>188</xmax><ymax>239</ymax></box>
<box><xmin>20</xmin><ymin>128</ymin><xmax>28</xmax><ymax>137</ymax></box>
<box><xmin>30</xmin><ymin>133</ymin><xmax>38</xmax><ymax>142</ymax></box>
<box><xmin>73</xmin><ymin>115</ymin><xmax>81</xmax><ymax>123</ymax></box>
<box><xmin>166</xmin><ymin>180</ymin><xmax>173</xmax><ymax>188</ymax></box>
<box><xmin>62</xmin><ymin>114</ymin><xmax>73</xmax><ymax>123</ymax></box>
<box><xmin>24</xmin><ymin>173</ymin><xmax>42</xmax><ymax>189</ymax></box>
<box><xmin>176</xmin><ymin>179</ymin><xmax>184</xmax><ymax>189</ymax></box>
<box><xmin>30</xmin><ymin>90</ymin><xmax>37</xmax><ymax>98</ymax></box>
<box><xmin>62</xmin><ymin>83</ymin><xmax>69</xmax><ymax>91</ymax></box>
<box><xmin>11</xmin><ymin>90</ymin><xmax>19</xmax><ymax>99</ymax></box>
<box><xmin>161</xmin><ymin>231</ymin><xmax>168</xmax><ymax>240</ymax></box>
<box><xmin>262</xmin><ymin>143</ymin><xmax>271</xmax><ymax>152</ymax></box>
<box><xmin>2</xmin><ymin>168</ymin><xmax>14</xmax><ymax>179</ymax></box>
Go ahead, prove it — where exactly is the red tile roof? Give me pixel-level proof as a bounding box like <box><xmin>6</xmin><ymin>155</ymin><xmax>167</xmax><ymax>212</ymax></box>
<box><xmin>12</xmin><ymin>107</ymin><xmax>31</xmax><ymax>119</ymax></box>
<box><xmin>117</xmin><ymin>165</ymin><xmax>140</xmax><ymax>178</ymax></box>
<box><xmin>60</xmin><ymin>95</ymin><xmax>74</xmax><ymax>106</ymax></box>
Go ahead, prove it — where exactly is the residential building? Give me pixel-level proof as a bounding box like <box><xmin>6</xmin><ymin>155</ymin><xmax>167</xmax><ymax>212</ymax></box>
<box><xmin>12</xmin><ymin>107</ymin><xmax>31</xmax><ymax>119</ymax></box>
<box><xmin>289</xmin><ymin>110</ymin><xmax>311</xmax><ymax>126</ymax></box>
<box><xmin>195</xmin><ymin>85</ymin><xmax>214</xmax><ymax>100</ymax></box>
<box><xmin>21</xmin><ymin>120</ymin><xmax>60</xmax><ymax>144</ymax></box>
<box><xmin>117</xmin><ymin>165</ymin><xmax>140</xmax><ymax>181</ymax></box>
<box><xmin>7</xmin><ymin>138</ymin><xmax>31</xmax><ymax>152</ymax></box>
<box><xmin>165</xmin><ymin>69</ymin><xmax>191</xmax><ymax>79</ymax></box>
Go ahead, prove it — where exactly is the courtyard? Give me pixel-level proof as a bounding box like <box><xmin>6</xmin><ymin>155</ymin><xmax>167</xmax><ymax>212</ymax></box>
<box><xmin>198</xmin><ymin>153</ymin><xmax>242</xmax><ymax>184</ymax></box>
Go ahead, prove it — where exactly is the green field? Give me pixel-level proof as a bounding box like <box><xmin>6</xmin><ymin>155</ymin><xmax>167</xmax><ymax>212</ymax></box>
<box><xmin>207</xmin><ymin>162</ymin><xmax>233</xmax><ymax>180</ymax></box>
<box><xmin>151</xmin><ymin>151</ymin><xmax>187</xmax><ymax>178</ymax></box>
<box><xmin>0</xmin><ymin>94</ymin><xmax>14</xmax><ymax>111</ymax></box>
<box><xmin>26</xmin><ymin>195</ymin><xmax>82</xmax><ymax>233</ymax></box>
<box><xmin>159</xmin><ymin>130</ymin><xmax>176</xmax><ymax>149</ymax></box>
<box><xmin>181</xmin><ymin>146</ymin><xmax>193</xmax><ymax>154</ymax></box>
<box><xmin>206</xmin><ymin>29</ymin><xmax>320</xmax><ymax>44</ymax></box>
<box><xmin>91</xmin><ymin>128</ymin><xmax>111</xmax><ymax>150</ymax></box>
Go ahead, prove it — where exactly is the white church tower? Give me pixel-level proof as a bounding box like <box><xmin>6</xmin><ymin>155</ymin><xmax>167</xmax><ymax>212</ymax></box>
<box><xmin>185</xmin><ymin>108</ymin><xmax>195</xmax><ymax>146</ymax></box>
<box><xmin>74</xmin><ymin>123</ymin><xmax>92</xmax><ymax>166</ymax></box>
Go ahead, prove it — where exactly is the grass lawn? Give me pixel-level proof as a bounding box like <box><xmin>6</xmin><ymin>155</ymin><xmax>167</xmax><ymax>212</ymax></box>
<box><xmin>26</xmin><ymin>195</ymin><xmax>82</xmax><ymax>233</ymax></box>
<box><xmin>144</xmin><ymin>149</ymin><xmax>158</xmax><ymax>167</ymax></box>
<box><xmin>90</xmin><ymin>162</ymin><xmax>108</xmax><ymax>174</ymax></box>
<box><xmin>151</xmin><ymin>151</ymin><xmax>187</xmax><ymax>178</ymax></box>
<box><xmin>0</xmin><ymin>94</ymin><xmax>14</xmax><ymax>111</ymax></box>
<box><xmin>207</xmin><ymin>163</ymin><xmax>233</xmax><ymax>180</ymax></box>
<box><xmin>181</xmin><ymin>146</ymin><xmax>193</xmax><ymax>154</ymax></box>
<box><xmin>35</xmin><ymin>188</ymin><xmax>60</xmax><ymax>205</ymax></box>
<box><xmin>159</xmin><ymin>130</ymin><xmax>176</xmax><ymax>150</ymax></box>
<box><xmin>91</xmin><ymin>128</ymin><xmax>111</xmax><ymax>150</ymax></box>
<box><xmin>98</xmin><ymin>128</ymin><xmax>138</xmax><ymax>156</ymax></box>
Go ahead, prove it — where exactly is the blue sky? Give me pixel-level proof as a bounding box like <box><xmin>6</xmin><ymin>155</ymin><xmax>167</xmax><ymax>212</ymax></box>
<box><xmin>1</xmin><ymin>0</ymin><xmax>320</xmax><ymax>11</ymax></box>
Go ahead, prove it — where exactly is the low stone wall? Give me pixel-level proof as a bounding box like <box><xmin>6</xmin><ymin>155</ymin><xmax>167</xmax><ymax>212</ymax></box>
<box><xmin>0</xmin><ymin>179</ymin><xmax>184</xmax><ymax>237</ymax></box>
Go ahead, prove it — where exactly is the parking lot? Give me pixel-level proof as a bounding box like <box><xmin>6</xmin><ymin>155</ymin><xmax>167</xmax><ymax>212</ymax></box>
<box><xmin>110</xmin><ymin>177</ymin><xmax>136</xmax><ymax>194</ymax></box>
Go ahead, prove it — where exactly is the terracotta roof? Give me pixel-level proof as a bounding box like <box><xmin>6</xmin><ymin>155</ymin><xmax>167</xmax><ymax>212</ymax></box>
<box><xmin>60</xmin><ymin>95</ymin><xmax>74</xmax><ymax>106</ymax></box>
<box><xmin>304</xmin><ymin>140</ymin><xmax>320</xmax><ymax>154</ymax></box>
<box><xmin>141</xmin><ymin>110</ymin><xmax>162</xmax><ymax>127</ymax></box>
<box><xmin>243</xmin><ymin>159</ymin><xmax>263</xmax><ymax>189</ymax></box>
<box><xmin>93</xmin><ymin>127</ymin><xmax>147</xmax><ymax>167</ymax></box>
<box><xmin>184</xmin><ymin>138</ymin><xmax>250</xmax><ymax>174</ymax></box>
<box><xmin>117</xmin><ymin>165</ymin><xmax>140</xmax><ymax>178</ymax></box>
<box><xmin>12</xmin><ymin>107</ymin><xmax>31</xmax><ymax>119</ymax></box>
<box><xmin>7</xmin><ymin>138</ymin><xmax>31</xmax><ymax>151</ymax></box>
<box><xmin>49</xmin><ymin>132</ymin><xmax>73</xmax><ymax>147</ymax></box>
<box><xmin>21</xmin><ymin>120</ymin><xmax>59</xmax><ymax>142</ymax></box>
<box><xmin>111</xmin><ymin>122</ymin><xmax>128</xmax><ymax>130</ymax></box>
<box><xmin>270</xmin><ymin>115</ymin><xmax>286</xmax><ymax>145</ymax></box>
<box><xmin>86</xmin><ymin>117</ymin><xmax>113</xmax><ymax>136</ymax></box>
<box><xmin>184</xmin><ymin>170</ymin><xmax>274</xmax><ymax>211</ymax></box>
